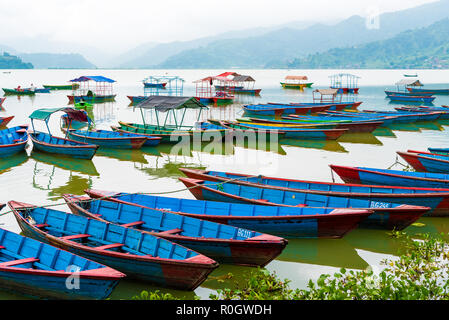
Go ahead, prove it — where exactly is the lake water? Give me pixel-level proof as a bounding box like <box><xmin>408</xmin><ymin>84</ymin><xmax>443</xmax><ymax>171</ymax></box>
<box><xmin>1</xmin><ymin>69</ymin><xmax>449</xmax><ymax>300</ymax></box>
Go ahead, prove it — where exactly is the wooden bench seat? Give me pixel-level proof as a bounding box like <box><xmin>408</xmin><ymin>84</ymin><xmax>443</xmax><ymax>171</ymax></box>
<box><xmin>59</xmin><ymin>234</ymin><xmax>91</xmax><ymax>241</ymax></box>
<box><xmin>34</xmin><ymin>223</ymin><xmax>49</xmax><ymax>228</ymax></box>
<box><xmin>121</xmin><ymin>221</ymin><xmax>145</xmax><ymax>228</ymax></box>
<box><xmin>0</xmin><ymin>257</ymin><xmax>39</xmax><ymax>267</ymax></box>
<box><xmin>95</xmin><ymin>243</ymin><xmax>124</xmax><ymax>251</ymax></box>
<box><xmin>158</xmin><ymin>228</ymin><xmax>183</xmax><ymax>235</ymax></box>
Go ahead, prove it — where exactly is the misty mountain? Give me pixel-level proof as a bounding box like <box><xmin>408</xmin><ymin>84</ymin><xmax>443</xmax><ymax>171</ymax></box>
<box><xmin>152</xmin><ymin>0</ymin><xmax>449</xmax><ymax>68</ymax></box>
<box><xmin>0</xmin><ymin>52</ymin><xmax>33</xmax><ymax>69</ymax></box>
<box><xmin>19</xmin><ymin>53</ymin><xmax>96</xmax><ymax>69</ymax></box>
<box><xmin>116</xmin><ymin>20</ymin><xmax>320</xmax><ymax>68</ymax></box>
<box><xmin>288</xmin><ymin>18</ymin><xmax>449</xmax><ymax>69</ymax></box>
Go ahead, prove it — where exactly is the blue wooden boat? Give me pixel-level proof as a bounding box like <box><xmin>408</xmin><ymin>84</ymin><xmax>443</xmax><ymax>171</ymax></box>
<box><xmin>385</xmin><ymin>90</ymin><xmax>425</xmax><ymax>97</ymax></box>
<box><xmin>407</xmin><ymin>87</ymin><xmax>449</xmax><ymax>95</ymax></box>
<box><xmin>428</xmin><ymin>147</ymin><xmax>449</xmax><ymax>154</ymax></box>
<box><xmin>178</xmin><ymin>178</ymin><xmax>428</xmax><ymax>231</ymax></box>
<box><xmin>387</xmin><ymin>94</ymin><xmax>435</xmax><ymax>103</ymax></box>
<box><xmin>331</xmin><ymin>165</ymin><xmax>449</xmax><ymax>189</ymax></box>
<box><xmin>29</xmin><ymin>108</ymin><xmax>99</xmax><ymax>160</ymax></box>
<box><xmin>84</xmin><ymin>189</ymin><xmax>371</xmax><ymax>239</ymax></box>
<box><xmin>394</xmin><ymin>106</ymin><xmax>449</xmax><ymax>119</ymax></box>
<box><xmin>397</xmin><ymin>150</ymin><xmax>449</xmax><ymax>173</ymax></box>
<box><xmin>62</xmin><ymin>194</ymin><xmax>287</xmax><ymax>267</ymax></box>
<box><xmin>64</xmin><ymin>129</ymin><xmax>160</xmax><ymax>149</ymax></box>
<box><xmin>143</xmin><ymin>82</ymin><xmax>167</xmax><ymax>88</ymax></box>
<box><xmin>0</xmin><ymin>126</ymin><xmax>29</xmax><ymax>157</ymax></box>
<box><xmin>0</xmin><ymin>116</ymin><xmax>14</xmax><ymax>127</ymax></box>
<box><xmin>224</xmin><ymin>121</ymin><xmax>348</xmax><ymax>140</ymax></box>
<box><xmin>8</xmin><ymin>201</ymin><xmax>218</xmax><ymax>290</ymax></box>
<box><xmin>0</xmin><ymin>226</ymin><xmax>125</xmax><ymax>300</ymax></box>
<box><xmin>30</xmin><ymin>132</ymin><xmax>99</xmax><ymax>160</ymax></box>
<box><xmin>179</xmin><ymin>168</ymin><xmax>449</xmax><ymax>217</ymax></box>
<box><xmin>127</xmin><ymin>95</ymin><xmax>146</xmax><ymax>105</ymax></box>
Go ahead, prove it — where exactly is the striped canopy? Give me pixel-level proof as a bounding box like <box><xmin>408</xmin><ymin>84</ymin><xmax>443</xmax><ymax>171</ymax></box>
<box><xmin>135</xmin><ymin>96</ymin><xmax>208</xmax><ymax>112</ymax></box>
<box><xmin>29</xmin><ymin>107</ymin><xmax>89</xmax><ymax>122</ymax></box>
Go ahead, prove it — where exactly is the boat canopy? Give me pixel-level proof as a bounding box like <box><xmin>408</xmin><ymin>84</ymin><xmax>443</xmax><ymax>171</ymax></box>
<box><xmin>395</xmin><ymin>79</ymin><xmax>423</xmax><ymax>86</ymax></box>
<box><xmin>232</xmin><ymin>75</ymin><xmax>255</xmax><ymax>82</ymax></box>
<box><xmin>313</xmin><ymin>89</ymin><xmax>339</xmax><ymax>95</ymax></box>
<box><xmin>69</xmin><ymin>76</ymin><xmax>116</xmax><ymax>83</ymax></box>
<box><xmin>29</xmin><ymin>107</ymin><xmax>89</xmax><ymax>122</ymax></box>
<box><xmin>135</xmin><ymin>96</ymin><xmax>208</xmax><ymax>112</ymax></box>
<box><xmin>285</xmin><ymin>76</ymin><xmax>308</xmax><ymax>80</ymax></box>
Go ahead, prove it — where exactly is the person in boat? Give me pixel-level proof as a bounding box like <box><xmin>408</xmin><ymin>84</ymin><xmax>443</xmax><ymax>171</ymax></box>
<box><xmin>29</xmin><ymin>83</ymin><xmax>36</xmax><ymax>92</ymax></box>
<box><xmin>15</xmin><ymin>85</ymin><xmax>22</xmax><ymax>92</ymax></box>
<box><xmin>86</xmin><ymin>90</ymin><xmax>93</xmax><ymax>97</ymax></box>
<box><xmin>79</xmin><ymin>97</ymin><xmax>87</xmax><ymax>107</ymax></box>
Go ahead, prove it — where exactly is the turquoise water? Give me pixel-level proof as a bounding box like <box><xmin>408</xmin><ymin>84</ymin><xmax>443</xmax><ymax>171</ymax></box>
<box><xmin>1</xmin><ymin>69</ymin><xmax>449</xmax><ymax>299</ymax></box>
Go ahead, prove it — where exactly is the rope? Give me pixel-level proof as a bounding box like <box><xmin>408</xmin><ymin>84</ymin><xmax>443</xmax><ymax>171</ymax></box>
<box><xmin>387</xmin><ymin>155</ymin><xmax>411</xmax><ymax>170</ymax></box>
<box><xmin>0</xmin><ymin>174</ymin><xmax>261</xmax><ymax>218</ymax></box>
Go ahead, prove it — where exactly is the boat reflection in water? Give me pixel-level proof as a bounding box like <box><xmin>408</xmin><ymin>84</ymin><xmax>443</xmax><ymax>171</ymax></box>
<box><xmin>31</xmin><ymin>159</ymin><xmax>94</xmax><ymax>200</ymax></box>
<box><xmin>0</xmin><ymin>152</ymin><xmax>29</xmax><ymax>173</ymax></box>
<box><xmin>31</xmin><ymin>151</ymin><xmax>99</xmax><ymax>176</ymax></box>
<box><xmin>280</xmin><ymin>138</ymin><xmax>347</xmax><ymax>153</ymax></box>
<box><xmin>337</xmin><ymin>133</ymin><xmax>383</xmax><ymax>146</ymax></box>
<box><xmin>388</xmin><ymin>123</ymin><xmax>421</xmax><ymax>132</ymax></box>
<box><xmin>372</xmin><ymin>127</ymin><xmax>396</xmax><ymax>138</ymax></box>
<box><xmin>96</xmin><ymin>148</ymin><xmax>149</xmax><ymax>165</ymax></box>
<box><xmin>414</xmin><ymin>121</ymin><xmax>444</xmax><ymax>131</ymax></box>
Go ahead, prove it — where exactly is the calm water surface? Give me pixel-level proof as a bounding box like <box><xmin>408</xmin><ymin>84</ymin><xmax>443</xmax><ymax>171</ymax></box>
<box><xmin>1</xmin><ymin>69</ymin><xmax>449</xmax><ymax>299</ymax></box>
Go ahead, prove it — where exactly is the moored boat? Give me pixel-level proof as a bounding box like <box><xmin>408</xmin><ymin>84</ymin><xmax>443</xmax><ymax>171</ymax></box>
<box><xmin>397</xmin><ymin>150</ymin><xmax>449</xmax><ymax>173</ymax></box>
<box><xmin>43</xmin><ymin>84</ymin><xmax>79</xmax><ymax>90</ymax></box>
<box><xmin>178</xmin><ymin>177</ymin><xmax>429</xmax><ymax>231</ymax></box>
<box><xmin>2</xmin><ymin>88</ymin><xmax>35</xmax><ymax>95</ymax></box>
<box><xmin>62</xmin><ymin>194</ymin><xmax>288</xmax><ymax>267</ymax></box>
<box><xmin>179</xmin><ymin>168</ymin><xmax>449</xmax><ymax>217</ymax></box>
<box><xmin>84</xmin><ymin>189</ymin><xmax>372</xmax><ymax>239</ymax></box>
<box><xmin>0</xmin><ymin>116</ymin><xmax>14</xmax><ymax>127</ymax></box>
<box><xmin>0</xmin><ymin>226</ymin><xmax>125</xmax><ymax>300</ymax></box>
<box><xmin>63</xmin><ymin>129</ymin><xmax>159</xmax><ymax>149</ymax></box>
<box><xmin>0</xmin><ymin>126</ymin><xmax>29</xmax><ymax>158</ymax></box>
<box><xmin>8</xmin><ymin>201</ymin><xmax>218</xmax><ymax>290</ymax></box>
<box><xmin>387</xmin><ymin>94</ymin><xmax>435</xmax><ymax>103</ymax></box>
<box><xmin>331</xmin><ymin>165</ymin><xmax>449</xmax><ymax>189</ymax></box>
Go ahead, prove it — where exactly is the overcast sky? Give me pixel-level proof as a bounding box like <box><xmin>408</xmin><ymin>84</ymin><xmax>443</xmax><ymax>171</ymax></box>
<box><xmin>0</xmin><ymin>0</ymin><xmax>438</xmax><ymax>52</ymax></box>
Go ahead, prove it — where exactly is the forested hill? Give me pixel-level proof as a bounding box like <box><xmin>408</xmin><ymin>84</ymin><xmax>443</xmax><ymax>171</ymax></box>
<box><xmin>0</xmin><ymin>52</ymin><xmax>33</xmax><ymax>69</ymax></box>
<box><xmin>287</xmin><ymin>18</ymin><xmax>449</xmax><ymax>69</ymax></box>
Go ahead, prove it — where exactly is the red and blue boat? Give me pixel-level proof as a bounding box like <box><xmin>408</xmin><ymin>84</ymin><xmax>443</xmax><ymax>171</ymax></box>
<box><xmin>0</xmin><ymin>126</ymin><xmax>28</xmax><ymax>157</ymax></box>
<box><xmin>84</xmin><ymin>189</ymin><xmax>371</xmax><ymax>239</ymax></box>
<box><xmin>62</xmin><ymin>194</ymin><xmax>287</xmax><ymax>267</ymax></box>
<box><xmin>211</xmin><ymin>120</ymin><xmax>347</xmax><ymax>140</ymax></box>
<box><xmin>331</xmin><ymin>165</ymin><xmax>449</xmax><ymax>190</ymax></box>
<box><xmin>180</xmin><ymin>168</ymin><xmax>449</xmax><ymax>217</ymax></box>
<box><xmin>0</xmin><ymin>116</ymin><xmax>13</xmax><ymax>127</ymax></box>
<box><xmin>0</xmin><ymin>226</ymin><xmax>125</xmax><ymax>300</ymax></box>
<box><xmin>8</xmin><ymin>201</ymin><xmax>218</xmax><ymax>290</ymax></box>
<box><xmin>178</xmin><ymin>178</ymin><xmax>428</xmax><ymax>231</ymax></box>
<box><xmin>63</xmin><ymin>129</ymin><xmax>160</xmax><ymax>149</ymax></box>
<box><xmin>127</xmin><ymin>95</ymin><xmax>146</xmax><ymax>105</ymax></box>
<box><xmin>387</xmin><ymin>94</ymin><xmax>435</xmax><ymax>103</ymax></box>
<box><xmin>29</xmin><ymin>108</ymin><xmax>99</xmax><ymax>160</ymax></box>
<box><xmin>240</xmin><ymin>117</ymin><xmax>383</xmax><ymax>133</ymax></box>
<box><xmin>397</xmin><ymin>150</ymin><xmax>449</xmax><ymax>173</ymax></box>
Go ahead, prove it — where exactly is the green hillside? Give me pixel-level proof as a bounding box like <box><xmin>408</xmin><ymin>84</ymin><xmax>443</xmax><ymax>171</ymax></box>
<box><xmin>0</xmin><ymin>52</ymin><xmax>33</xmax><ymax>69</ymax></box>
<box><xmin>288</xmin><ymin>18</ymin><xmax>449</xmax><ymax>69</ymax></box>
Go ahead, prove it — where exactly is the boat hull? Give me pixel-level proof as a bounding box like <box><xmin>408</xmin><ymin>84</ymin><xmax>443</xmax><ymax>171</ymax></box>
<box><xmin>84</xmin><ymin>189</ymin><xmax>371</xmax><ymax>239</ymax></box>
<box><xmin>178</xmin><ymin>178</ymin><xmax>427</xmax><ymax>231</ymax></box>
<box><xmin>30</xmin><ymin>132</ymin><xmax>98</xmax><ymax>160</ymax></box>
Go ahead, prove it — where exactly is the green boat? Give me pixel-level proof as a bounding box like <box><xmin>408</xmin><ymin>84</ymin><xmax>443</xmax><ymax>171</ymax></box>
<box><xmin>2</xmin><ymin>88</ymin><xmax>35</xmax><ymax>95</ymax></box>
<box><xmin>43</xmin><ymin>84</ymin><xmax>79</xmax><ymax>90</ymax></box>
<box><xmin>114</xmin><ymin>96</ymin><xmax>230</xmax><ymax>144</ymax></box>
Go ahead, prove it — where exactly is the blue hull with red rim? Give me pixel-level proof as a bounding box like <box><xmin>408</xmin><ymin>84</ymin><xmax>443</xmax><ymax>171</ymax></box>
<box><xmin>84</xmin><ymin>189</ymin><xmax>371</xmax><ymax>239</ymax></box>
<box><xmin>8</xmin><ymin>201</ymin><xmax>218</xmax><ymax>290</ymax></box>
<box><xmin>62</xmin><ymin>194</ymin><xmax>287</xmax><ymax>267</ymax></box>
<box><xmin>0</xmin><ymin>226</ymin><xmax>124</xmax><ymax>300</ymax></box>
<box><xmin>398</xmin><ymin>150</ymin><xmax>449</xmax><ymax>173</ymax></box>
<box><xmin>179</xmin><ymin>168</ymin><xmax>449</xmax><ymax>217</ymax></box>
<box><xmin>0</xmin><ymin>126</ymin><xmax>28</xmax><ymax>158</ymax></box>
<box><xmin>331</xmin><ymin>164</ymin><xmax>449</xmax><ymax>190</ymax></box>
<box><xmin>178</xmin><ymin>178</ymin><xmax>429</xmax><ymax>230</ymax></box>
